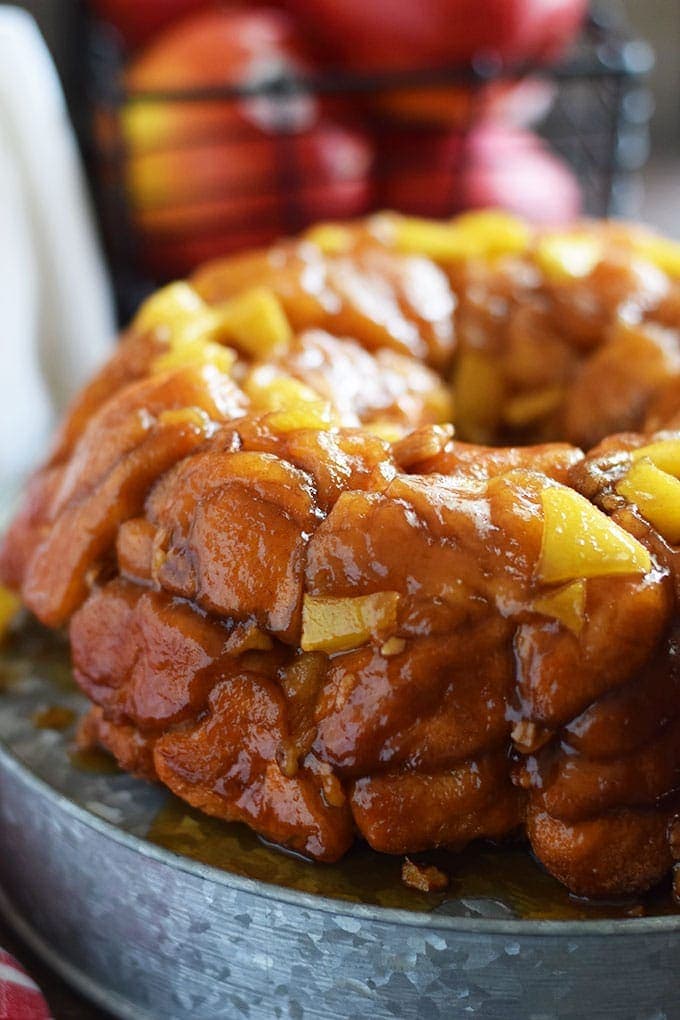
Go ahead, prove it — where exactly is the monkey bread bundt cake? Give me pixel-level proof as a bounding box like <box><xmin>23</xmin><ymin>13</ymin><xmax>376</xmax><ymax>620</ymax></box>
<box><xmin>5</xmin><ymin>209</ymin><xmax>680</xmax><ymax>898</ymax></box>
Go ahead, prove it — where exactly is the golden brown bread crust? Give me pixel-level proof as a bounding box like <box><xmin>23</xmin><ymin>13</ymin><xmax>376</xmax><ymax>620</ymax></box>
<box><xmin>5</xmin><ymin>212</ymin><xmax>680</xmax><ymax>896</ymax></box>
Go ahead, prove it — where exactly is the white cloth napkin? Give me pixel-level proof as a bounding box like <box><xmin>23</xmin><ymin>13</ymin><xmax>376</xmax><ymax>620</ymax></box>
<box><xmin>0</xmin><ymin>7</ymin><xmax>115</xmax><ymax>497</ymax></box>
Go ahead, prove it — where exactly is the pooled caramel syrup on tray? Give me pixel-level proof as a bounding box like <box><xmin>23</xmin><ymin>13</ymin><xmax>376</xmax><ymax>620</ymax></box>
<box><xmin>0</xmin><ymin>617</ymin><xmax>73</xmax><ymax>692</ymax></box>
<box><xmin>32</xmin><ymin>705</ymin><xmax>76</xmax><ymax>731</ymax></box>
<box><xmin>68</xmin><ymin>746</ymin><xmax>123</xmax><ymax>775</ymax></box>
<box><xmin>147</xmin><ymin>796</ymin><xmax>680</xmax><ymax>921</ymax></box>
<box><xmin>2</xmin><ymin>622</ymin><xmax>678</xmax><ymax>922</ymax></box>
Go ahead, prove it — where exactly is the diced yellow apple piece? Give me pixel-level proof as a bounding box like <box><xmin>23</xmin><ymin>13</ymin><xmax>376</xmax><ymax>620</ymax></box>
<box><xmin>134</xmin><ymin>282</ymin><xmax>218</xmax><ymax>345</ymax></box>
<box><xmin>503</xmin><ymin>386</ymin><xmax>563</xmax><ymax>427</ymax></box>
<box><xmin>630</xmin><ymin>439</ymin><xmax>680</xmax><ymax>478</ymax></box>
<box><xmin>371</xmin><ymin>214</ymin><xmax>461</xmax><ymax>259</ymax></box>
<box><xmin>135</xmin><ymin>281</ymin><xmax>203</xmax><ymax>326</ymax></box>
<box><xmin>301</xmin><ymin>591</ymin><xmax>400</xmax><ymax>654</ymax></box>
<box><xmin>534</xmin><ymin>579</ymin><xmax>586</xmax><ymax>635</ymax></box>
<box><xmin>266</xmin><ymin>403</ymin><xmax>335</xmax><ymax>433</ymax></box>
<box><xmin>423</xmin><ymin>383</ymin><xmax>455</xmax><ymax>424</ymax></box>
<box><xmin>380</xmin><ymin>636</ymin><xmax>406</xmax><ymax>656</ymax></box>
<box><xmin>243</xmin><ymin>366</ymin><xmax>323</xmax><ymax>413</ymax></box>
<box><xmin>511</xmin><ymin>719</ymin><xmax>552</xmax><ymax>754</ymax></box>
<box><xmin>228</xmin><ymin>623</ymin><xmax>274</xmax><ymax>654</ymax></box>
<box><xmin>243</xmin><ymin>628</ymin><xmax>274</xmax><ymax>652</ymax></box>
<box><xmin>0</xmin><ymin>586</ymin><xmax>20</xmax><ymax>641</ymax></box>
<box><xmin>305</xmin><ymin>222</ymin><xmax>354</xmax><ymax>255</ymax></box>
<box><xmin>448</xmin><ymin>209</ymin><xmax>531</xmax><ymax>257</ymax></box>
<box><xmin>137</xmin><ymin>282</ymin><xmax>239</xmax><ymax>374</ymax></box>
<box><xmin>157</xmin><ymin>407</ymin><xmax>212</xmax><ymax>432</ymax></box>
<box><xmin>381</xmin><ymin>210</ymin><xmax>529</xmax><ymax>261</ymax></box>
<box><xmin>616</xmin><ymin>458</ymin><xmax>680</xmax><ymax>543</ymax></box>
<box><xmin>152</xmin><ymin>339</ymin><xmax>236</xmax><ymax>376</ymax></box>
<box><xmin>538</xmin><ymin>486</ymin><xmax>651</xmax><ymax>583</ymax></box>
<box><xmin>633</xmin><ymin>235</ymin><xmax>680</xmax><ymax>277</ymax></box>
<box><xmin>364</xmin><ymin>420</ymin><xmax>406</xmax><ymax>443</ymax></box>
<box><xmin>452</xmin><ymin>350</ymin><xmax>505</xmax><ymax>442</ymax></box>
<box><xmin>535</xmin><ymin>233</ymin><xmax>603</xmax><ymax>282</ymax></box>
<box><xmin>244</xmin><ymin>367</ymin><xmax>337</xmax><ymax>430</ymax></box>
<box><xmin>215</xmin><ymin>287</ymin><xmax>292</xmax><ymax>358</ymax></box>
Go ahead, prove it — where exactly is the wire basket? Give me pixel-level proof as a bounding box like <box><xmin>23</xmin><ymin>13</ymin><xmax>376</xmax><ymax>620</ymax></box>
<box><xmin>86</xmin><ymin>3</ymin><xmax>654</xmax><ymax>320</ymax></box>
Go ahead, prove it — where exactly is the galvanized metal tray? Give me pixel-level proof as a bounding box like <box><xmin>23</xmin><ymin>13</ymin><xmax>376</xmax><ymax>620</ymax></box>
<box><xmin>1</xmin><ymin>623</ymin><xmax>680</xmax><ymax>1020</ymax></box>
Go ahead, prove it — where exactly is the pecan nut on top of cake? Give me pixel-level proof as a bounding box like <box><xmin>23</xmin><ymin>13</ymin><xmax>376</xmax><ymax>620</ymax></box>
<box><xmin>4</xmin><ymin>210</ymin><xmax>680</xmax><ymax>898</ymax></box>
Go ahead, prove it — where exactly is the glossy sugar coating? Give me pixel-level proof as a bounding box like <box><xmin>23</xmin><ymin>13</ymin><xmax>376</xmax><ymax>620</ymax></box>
<box><xmin>4</xmin><ymin>211</ymin><xmax>680</xmax><ymax>898</ymax></box>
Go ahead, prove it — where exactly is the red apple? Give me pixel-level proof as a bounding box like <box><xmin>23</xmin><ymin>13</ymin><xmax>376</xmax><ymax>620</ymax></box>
<box><xmin>280</xmin><ymin>0</ymin><xmax>588</xmax><ymax>72</ymax></box>
<box><xmin>135</xmin><ymin>178</ymin><xmax>371</xmax><ymax>236</ymax></box>
<box><xmin>123</xmin><ymin>8</ymin><xmax>319</xmax><ymax>152</ymax></box>
<box><xmin>111</xmin><ymin>7</ymin><xmax>374</xmax><ymax>276</ymax></box>
<box><xmin>89</xmin><ymin>0</ymin><xmax>217</xmax><ymax>50</ymax></box>
<box><xmin>378</xmin><ymin>124</ymin><xmax>581</xmax><ymax>224</ymax></box>
<box><xmin>128</xmin><ymin>122</ymin><xmax>374</xmax><ymax>276</ymax></box>
<box><xmin>136</xmin><ymin>175</ymin><xmax>372</xmax><ymax>276</ymax></box>
<box><xmin>127</xmin><ymin>121</ymin><xmax>372</xmax><ymax>207</ymax></box>
<box><xmin>126</xmin><ymin>8</ymin><xmax>312</xmax><ymax>92</ymax></box>
<box><xmin>370</xmin><ymin>75</ymin><xmax>556</xmax><ymax>128</ymax></box>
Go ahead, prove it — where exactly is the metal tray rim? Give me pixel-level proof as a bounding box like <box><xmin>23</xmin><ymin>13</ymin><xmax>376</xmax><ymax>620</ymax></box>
<box><xmin>3</xmin><ymin>738</ymin><xmax>679</xmax><ymax>939</ymax></box>
<box><xmin>0</xmin><ymin>884</ymin><xmax>151</xmax><ymax>1020</ymax></box>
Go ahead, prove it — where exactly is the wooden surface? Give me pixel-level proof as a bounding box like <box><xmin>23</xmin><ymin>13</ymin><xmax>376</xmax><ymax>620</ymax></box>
<box><xmin>0</xmin><ymin>912</ymin><xmax>110</xmax><ymax>1019</ymax></box>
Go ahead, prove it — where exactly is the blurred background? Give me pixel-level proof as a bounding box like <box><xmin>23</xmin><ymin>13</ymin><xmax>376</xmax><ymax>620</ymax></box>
<box><xmin>625</xmin><ymin>1</ymin><xmax>680</xmax><ymax>234</ymax></box>
<box><xmin>7</xmin><ymin>0</ymin><xmax>680</xmax><ymax>319</ymax></box>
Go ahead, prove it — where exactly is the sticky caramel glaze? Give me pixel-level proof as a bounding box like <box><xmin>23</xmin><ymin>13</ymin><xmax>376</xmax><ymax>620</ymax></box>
<box><xmin>48</xmin><ymin>322</ymin><xmax>450</xmax><ymax>470</ymax></box>
<box><xmin>191</xmin><ymin>219</ymin><xmax>680</xmax><ymax>449</ymax></box>
<box><xmin>0</xmin><ymin>306</ymin><xmax>449</xmax><ymax>626</ymax></box>
<box><xmin>6</xmin><ymin>384</ymin><xmax>677</xmax><ymax>889</ymax></box>
<box><xmin>505</xmin><ymin>434</ymin><xmax>680</xmax><ymax>896</ymax></box>
<box><xmin>191</xmin><ymin>237</ymin><xmax>457</xmax><ymax>369</ymax></box>
<box><xmin>277</xmin><ymin>330</ymin><xmax>451</xmax><ymax>429</ymax></box>
<box><xmin>3</xmin><ymin>368</ymin><xmax>247</xmax><ymax>628</ymax></box>
<box><xmin>7</xmin><ymin>214</ymin><xmax>680</xmax><ymax>897</ymax></box>
<box><xmin>571</xmin><ymin>431</ymin><xmax>680</xmax><ymax>603</ymax></box>
<box><xmin>47</xmin><ymin>412</ymin><xmax>670</xmax><ymax>892</ymax></box>
<box><xmin>447</xmin><ymin>244</ymin><xmax>680</xmax><ymax>448</ymax></box>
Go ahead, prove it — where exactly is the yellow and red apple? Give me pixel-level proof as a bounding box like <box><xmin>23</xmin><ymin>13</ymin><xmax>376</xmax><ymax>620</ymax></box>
<box><xmin>128</xmin><ymin>124</ymin><xmax>374</xmax><ymax>275</ymax></box>
<box><xmin>279</xmin><ymin>0</ymin><xmax>586</xmax><ymax>127</ymax></box>
<box><xmin>112</xmin><ymin>8</ymin><xmax>373</xmax><ymax>277</ymax></box>
<box><xmin>377</xmin><ymin>123</ymin><xmax>581</xmax><ymax>224</ymax></box>
<box><xmin>279</xmin><ymin>0</ymin><xmax>588</xmax><ymax>72</ymax></box>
